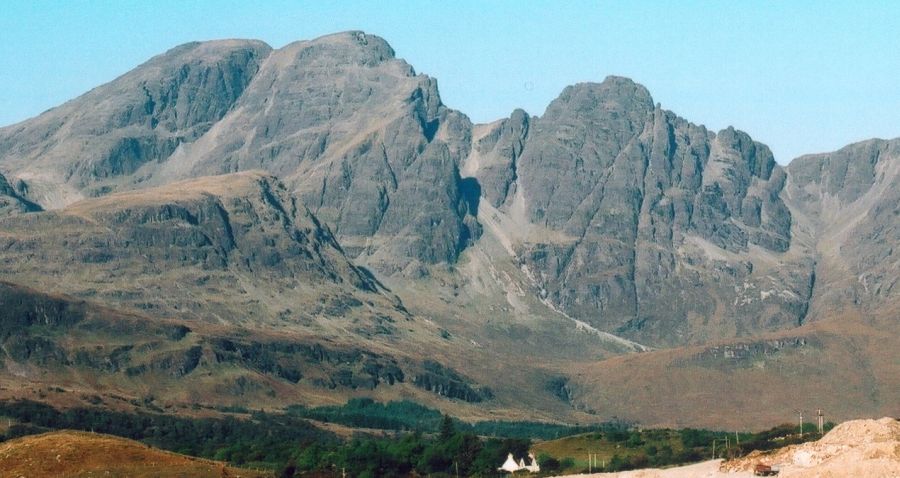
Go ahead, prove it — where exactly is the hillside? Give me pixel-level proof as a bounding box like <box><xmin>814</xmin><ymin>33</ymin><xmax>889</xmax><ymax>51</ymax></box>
<box><xmin>0</xmin><ymin>31</ymin><xmax>896</xmax><ymax>428</ymax></box>
<box><xmin>0</xmin><ymin>430</ymin><xmax>271</xmax><ymax>477</ymax></box>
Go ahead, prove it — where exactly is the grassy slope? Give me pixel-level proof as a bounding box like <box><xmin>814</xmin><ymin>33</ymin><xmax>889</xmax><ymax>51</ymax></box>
<box><xmin>0</xmin><ymin>431</ymin><xmax>271</xmax><ymax>478</ymax></box>
<box><xmin>566</xmin><ymin>310</ymin><xmax>900</xmax><ymax>429</ymax></box>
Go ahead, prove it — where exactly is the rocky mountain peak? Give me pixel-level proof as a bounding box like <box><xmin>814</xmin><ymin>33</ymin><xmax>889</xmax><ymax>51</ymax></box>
<box><xmin>545</xmin><ymin>76</ymin><xmax>654</xmax><ymax>121</ymax></box>
<box><xmin>711</xmin><ymin>126</ymin><xmax>777</xmax><ymax>180</ymax></box>
<box><xmin>278</xmin><ymin>31</ymin><xmax>397</xmax><ymax>68</ymax></box>
<box><xmin>0</xmin><ymin>38</ymin><xmax>272</xmax><ymax>207</ymax></box>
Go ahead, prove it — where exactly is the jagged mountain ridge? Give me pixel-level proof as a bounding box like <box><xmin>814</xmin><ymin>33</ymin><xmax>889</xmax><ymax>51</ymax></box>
<box><xmin>0</xmin><ymin>31</ymin><xmax>840</xmax><ymax>348</ymax></box>
<box><xmin>0</xmin><ymin>31</ymin><xmax>896</xmax><ymax>426</ymax></box>
<box><xmin>465</xmin><ymin>78</ymin><xmax>808</xmax><ymax>346</ymax></box>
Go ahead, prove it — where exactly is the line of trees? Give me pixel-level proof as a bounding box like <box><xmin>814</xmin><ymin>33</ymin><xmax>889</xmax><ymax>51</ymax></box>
<box><xmin>282</xmin><ymin>416</ymin><xmax>530</xmax><ymax>478</ymax></box>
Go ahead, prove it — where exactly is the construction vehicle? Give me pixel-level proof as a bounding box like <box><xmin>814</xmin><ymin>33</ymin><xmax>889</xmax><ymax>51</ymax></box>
<box><xmin>754</xmin><ymin>463</ymin><xmax>779</xmax><ymax>476</ymax></box>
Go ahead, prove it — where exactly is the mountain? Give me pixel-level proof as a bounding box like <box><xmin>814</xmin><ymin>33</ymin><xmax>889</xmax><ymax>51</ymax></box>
<box><xmin>0</xmin><ymin>32</ymin><xmax>477</xmax><ymax>274</ymax></box>
<box><xmin>0</xmin><ymin>173</ymin><xmax>630</xmax><ymax>419</ymax></box>
<box><xmin>785</xmin><ymin>138</ymin><xmax>900</xmax><ymax>319</ymax></box>
<box><xmin>0</xmin><ymin>171</ymin><xmax>398</xmax><ymax>324</ymax></box>
<box><xmin>464</xmin><ymin>78</ymin><xmax>809</xmax><ymax>347</ymax></box>
<box><xmin>0</xmin><ymin>31</ymin><xmax>896</xmax><ymax>428</ymax></box>
<box><xmin>0</xmin><ymin>40</ymin><xmax>271</xmax><ymax>209</ymax></box>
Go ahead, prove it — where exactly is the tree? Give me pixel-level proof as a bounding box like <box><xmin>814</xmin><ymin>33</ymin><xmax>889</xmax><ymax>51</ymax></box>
<box><xmin>439</xmin><ymin>414</ymin><xmax>455</xmax><ymax>441</ymax></box>
<box><xmin>537</xmin><ymin>453</ymin><xmax>561</xmax><ymax>472</ymax></box>
<box><xmin>279</xmin><ymin>459</ymin><xmax>297</xmax><ymax>478</ymax></box>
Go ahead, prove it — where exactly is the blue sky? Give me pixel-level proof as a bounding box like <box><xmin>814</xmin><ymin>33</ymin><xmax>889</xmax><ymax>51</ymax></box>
<box><xmin>2</xmin><ymin>1</ymin><xmax>898</xmax><ymax>163</ymax></box>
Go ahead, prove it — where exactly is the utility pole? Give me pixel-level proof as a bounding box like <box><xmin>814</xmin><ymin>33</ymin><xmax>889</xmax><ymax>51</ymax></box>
<box><xmin>712</xmin><ymin>439</ymin><xmax>716</xmax><ymax>460</ymax></box>
<box><xmin>817</xmin><ymin>409</ymin><xmax>825</xmax><ymax>435</ymax></box>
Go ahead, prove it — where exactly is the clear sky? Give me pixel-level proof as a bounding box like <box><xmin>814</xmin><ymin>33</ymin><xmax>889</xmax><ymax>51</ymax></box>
<box><xmin>2</xmin><ymin>1</ymin><xmax>899</xmax><ymax>163</ymax></box>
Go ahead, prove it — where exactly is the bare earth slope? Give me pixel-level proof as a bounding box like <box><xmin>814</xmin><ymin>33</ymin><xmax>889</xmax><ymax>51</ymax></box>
<box><xmin>726</xmin><ymin>417</ymin><xmax>900</xmax><ymax>477</ymax></box>
<box><xmin>564</xmin><ymin>311</ymin><xmax>899</xmax><ymax>429</ymax></box>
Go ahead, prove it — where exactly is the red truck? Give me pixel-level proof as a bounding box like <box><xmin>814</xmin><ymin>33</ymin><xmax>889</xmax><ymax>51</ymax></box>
<box><xmin>754</xmin><ymin>463</ymin><xmax>779</xmax><ymax>476</ymax></box>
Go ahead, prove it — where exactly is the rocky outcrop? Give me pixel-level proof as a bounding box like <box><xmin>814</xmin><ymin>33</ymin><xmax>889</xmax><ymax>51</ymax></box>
<box><xmin>0</xmin><ymin>173</ymin><xmax>40</xmax><ymax>216</ymax></box>
<box><xmin>412</xmin><ymin>360</ymin><xmax>493</xmax><ymax>403</ymax></box>
<box><xmin>0</xmin><ymin>32</ymin><xmax>478</xmax><ymax>273</ymax></box>
<box><xmin>0</xmin><ymin>172</ymin><xmax>406</xmax><ymax>326</ymax></box>
<box><xmin>0</xmin><ymin>281</ymin><xmax>413</xmax><ymax>399</ymax></box>
<box><xmin>156</xmin><ymin>32</ymin><xmax>478</xmax><ymax>272</ymax></box>
<box><xmin>465</xmin><ymin>77</ymin><xmax>806</xmax><ymax>346</ymax></box>
<box><xmin>786</xmin><ymin>138</ymin><xmax>900</xmax><ymax>317</ymax></box>
<box><xmin>0</xmin><ymin>40</ymin><xmax>271</xmax><ymax>207</ymax></box>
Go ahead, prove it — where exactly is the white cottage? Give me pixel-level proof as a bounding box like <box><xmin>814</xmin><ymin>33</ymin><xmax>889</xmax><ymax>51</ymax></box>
<box><xmin>499</xmin><ymin>453</ymin><xmax>520</xmax><ymax>473</ymax></box>
<box><xmin>498</xmin><ymin>453</ymin><xmax>540</xmax><ymax>473</ymax></box>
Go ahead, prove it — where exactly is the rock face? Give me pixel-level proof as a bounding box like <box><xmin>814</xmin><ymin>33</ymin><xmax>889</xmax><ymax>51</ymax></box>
<box><xmin>0</xmin><ymin>32</ymin><xmax>897</xmax><ymax>423</ymax></box>
<box><xmin>0</xmin><ymin>172</ymin><xmax>41</xmax><ymax>216</ymax></box>
<box><xmin>786</xmin><ymin>139</ymin><xmax>900</xmax><ymax>318</ymax></box>
<box><xmin>0</xmin><ymin>171</ymin><xmax>404</xmax><ymax>327</ymax></box>
<box><xmin>465</xmin><ymin>77</ymin><xmax>808</xmax><ymax>345</ymax></box>
<box><xmin>0</xmin><ymin>32</ymin><xmax>478</xmax><ymax>274</ymax></box>
<box><xmin>154</xmin><ymin>31</ymin><xmax>477</xmax><ymax>273</ymax></box>
<box><xmin>0</xmin><ymin>40</ymin><xmax>271</xmax><ymax>208</ymax></box>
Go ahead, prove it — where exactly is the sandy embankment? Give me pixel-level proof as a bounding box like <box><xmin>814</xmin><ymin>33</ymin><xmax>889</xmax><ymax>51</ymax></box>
<box><xmin>552</xmin><ymin>417</ymin><xmax>900</xmax><ymax>478</ymax></box>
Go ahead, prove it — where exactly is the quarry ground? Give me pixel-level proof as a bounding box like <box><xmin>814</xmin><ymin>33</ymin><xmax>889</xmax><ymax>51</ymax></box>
<box><xmin>552</xmin><ymin>418</ymin><xmax>900</xmax><ymax>478</ymax></box>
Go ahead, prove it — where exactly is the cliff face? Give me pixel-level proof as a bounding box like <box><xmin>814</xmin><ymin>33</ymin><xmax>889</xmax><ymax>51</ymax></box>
<box><xmin>0</xmin><ymin>172</ymin><xmax>404</xmax><ymax>328</ymax></box>
<box><xmin>0</xmin><ymin>40</ymin><xmax>272</xmax><ymax>208</ymax></box>
<box><xmin>785</xmin><ymin>139</ymin><xmax>900</xmax><ymax>319</ymax></box>
<box><xmin>465</xmin><ymin>77</ymin><xmax>809</xmax><ymax>346</ymax></box>
<box><xmin>157</xmin><ymin>32</ymin><xmax>478</xmax><ymax>273</ymax></box>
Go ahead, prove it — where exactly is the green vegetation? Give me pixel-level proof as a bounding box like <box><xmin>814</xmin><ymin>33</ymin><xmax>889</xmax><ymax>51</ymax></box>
<box><xmin>287</xmin><ymin>397</ymin><xmax>629</xmax><ymax>440</ymax></box>
<box><xmin>533</xmin><ymin>422</ymin><xmax>837</xmax><ymax>473</ymax></box>
<box><xmin>0</xmin><ymin>400</ymin><xmax>530</xmax><ymax>476</ymax></box>
<box><xmin>0</xmin><ymin>399</ymin><xmax>332</xmax><ymax>469</ymax></box>
<box><xmin>286</xmin><ymin>416</ymin><xmax>531</xmax><ymax>477</ymax></box>
<box><xmin>0</xmin><ymin>398</ymin><xmax>836</xmax><ymax>476</ymax></box>
<box><xmin>286</xmin><ymin>398</ymin><xmax>445</xmax><ymax>432</ymax></box>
